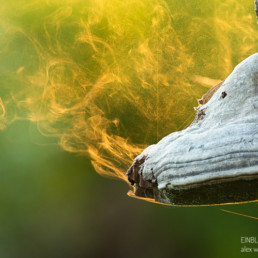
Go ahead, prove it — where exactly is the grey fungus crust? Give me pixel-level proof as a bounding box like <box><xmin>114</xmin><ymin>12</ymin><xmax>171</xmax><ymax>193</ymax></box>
<box><xmin>127</xmin><ymin>53</ymin><xmax>258</xmax><ymax>205</ymax></box>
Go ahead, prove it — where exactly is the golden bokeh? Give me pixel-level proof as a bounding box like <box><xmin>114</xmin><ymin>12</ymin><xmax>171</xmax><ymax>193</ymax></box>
<box><xmin>0</xmin><ymin>0</ymin><xmax>257</xmax><ymax>188</ymax></box>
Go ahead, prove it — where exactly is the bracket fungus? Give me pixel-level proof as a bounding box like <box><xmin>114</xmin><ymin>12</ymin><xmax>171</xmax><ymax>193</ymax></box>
<box><xmin>127</xmin><ymin>53</ymin><xmax>258</xmax><ymax>205</ymax></box>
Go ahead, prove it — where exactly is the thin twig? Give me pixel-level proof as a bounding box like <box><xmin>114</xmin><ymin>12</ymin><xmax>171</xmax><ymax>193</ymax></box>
<box><xmin>221</xmin><ymin>209</ymin><xmax>258</xmax><ymax>220</ymax></box>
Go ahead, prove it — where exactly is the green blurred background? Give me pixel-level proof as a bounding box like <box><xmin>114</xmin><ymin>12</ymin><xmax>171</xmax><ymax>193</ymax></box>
<box><xmin>0</xmin><ymin>0</ymin><xmax>257</xmax><ymax>257</ymax></box>
<box><xmin>0</xmin><ymin>121</ymin><xmax>258</xmax><ymax>258</ymax></box>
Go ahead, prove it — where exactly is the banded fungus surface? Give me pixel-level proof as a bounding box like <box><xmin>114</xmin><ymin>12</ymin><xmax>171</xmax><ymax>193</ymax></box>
<box><xmin>127</xmin><ymin>53</ymin><xmax>258</xmax><ymax>205</ymax></box>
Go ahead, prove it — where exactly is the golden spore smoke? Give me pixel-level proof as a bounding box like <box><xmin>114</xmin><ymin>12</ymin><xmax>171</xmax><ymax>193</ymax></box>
<box><xmin>0</xmin><ymin>0</ymin><xmax>257</xmax><ymax>182</ymax></box>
